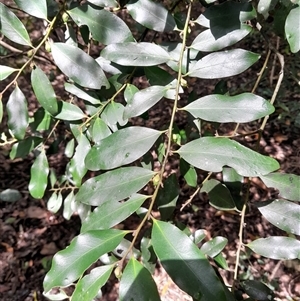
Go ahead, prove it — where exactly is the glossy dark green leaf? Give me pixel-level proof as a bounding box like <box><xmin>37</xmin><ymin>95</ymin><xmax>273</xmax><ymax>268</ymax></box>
<box><xmin>47</xmin><ymin>192</ymin><xmax>63</xmax><ymax>213</ymax></box>
<box><xmin>200</xmin><ymin>236</ymin><xmax>228</xmax><ymax>258</ymax></box>
<box><xmin>189</xmin><ymin>229</ymin><xmax>206</xmax><ymax>244</ymax></box>
<box><xmin>81</xmin><ymin>194</ymin><xmax>148</xmax><ymax>232</ymax></box>
<box><xmin>76</xmin><ymin>167</ymin><xmax>155</xmax><ymax>206</ymax></box>
<box><xmin>51</xmin><ymin>43</ymin><xmax>109</xmax><ymax>89</ymax></box>
<box><xmin>72</xmin><ymin>265</ymin><xmax>114</xmax><ymax>301</ymax></box>
<box><xmin>65</xmin><ymin>83</ymin><xmax>101</xmax><ymax>105</ymax></box>
<box><xmin>188</xmin><ymin>49</ymin><xmax>260</xmax><ymax>79</ymax></box>
<box><xmin>101</xmin><ymin>42</ymin><xmax>171</xmax><ymax>66</ymax></box>
<box><xmin>260</xmin><ymin>172</ymin><xmax>300</xmax><ymax>202</ymax></box>
<box><xmin>181</xmin><ymin>93</ymin><xmax>274</xmax><ymax>123</ymax></box>
<box><xmin>10</xmin><ymin>137</ymin><xmax>43</xmax><ymax>159</ymax></box>
<box><xmin>241</xmin><ymin>280</ymin><xmax>274</xmax><ymax>301</ymax></box>
<box><xmin>30</xmin><ymin>108</ymin><xmax>52</xmax><ymax>132</ymax></box>
<box><xmin>247</xmin><ymin>237</ymin><xmax>300</xmax><ymax>260</ymax></box>
<box><xmin>65</xmin><ymin>138</ymin><xmax>75</xmax><ymax>158</ymax></box>
<box><xmin>87</xmin><ymin>0</ymin><xmax>119</xmax><ymax>7</ymax></box>
<box><xmin>0</xmin><ymin>3</ymin><xmax>32</xmax><ymax>46</ymax></box>
<box><xmin>177</xmin><ymin>137</ymin><xmax>279</xmax><ymax>177</ymax></box>
<box><xmin>68</xmin><ymin>5</ymin><xmax>134</xmax><ymax>44</ymax></box>
<box><xmin>180</xmin><ymin>158</ymin><xmax>197</xmax><ymax>187</ymax></box>
<box><xmin>119</xmin><ymin>257</ymin><xmax>160</xmax><ymax>301</ymax></box>
<box><xmin>156</xmin><ymin>174</ymin><xmax>179</xmax><ymax>220</ymax></box>
<box><xmin>43</xmin><ymin>229</ymin><xmax>127</xmax><ymax>292</ymax></box>
<box><xmin>31</xmin><ymin>66</ymin><xmax>58</xmax><ymax>115</ymax></box>
<box><xmin>69</xmin><ymin>134</ymin><xmax>91</xmax><ymax>186</ymax></box>
<box><xmin>256</xmin><ymin>199</ymin><xmax>300</xmax><ymax>235</ymax></box>
<box><xmin>14</xmin><ymin>0</ymin><xmax>47</xmax><ymax>19</ymax></box>
<box><xmin>28</xmin><ymin>150</ymin><xmax>49</xmax><ymax>199</ymax></box>
<box><xmin>101</xmin><ymin>102</ymin><xmax>127</xmax><ymax>132</ymax></box>
<box><xmin>85</xmin><ymin>127</ymin><xmax>161</xmax><ymax>170</ymax></box>
<box><xmin>0</xmin><ymin>189</ymin><xmax>22</xmax><ymax>202</ymax></box>
<box><xmin>6</xmin><ymin>86</ymin><xmax>28</xmax><ymax>140</ymax></box>
<box><xmin>91</xmin><ymin>118</ymin><xmax>111</xmax><ymax>145</ymax></box>
<box><xmin>0</xmin><ymin>65</ymin><xmax>18</xmax><ymax>80</ymax></box>
<box><xmin>152</xmin><ymin>220</ymin><xmax>228</xmax><ymax>300</ymax></box>
<box><xmin>285</xmin><ymin>7</ymin><xmax>300</xmax><ymax>53</ymax></box>
<box><xmin>55</xmin><ymin>102</ymin><xmax>85</xmax><ymax>121</ymax></box>
<box><xmin>123</xmin><ymin>86</ymin><xmax>167</xmax><ymax>119</ymax></box>
<box><xmin>201</xmin><ymin>179</ymin><xmax>236</xmax><ymax>210</ymax></box>
<box><xmin>127</xmin><ymin>0</ymin><xmax>176</xmax><ymax>32</ymax></box>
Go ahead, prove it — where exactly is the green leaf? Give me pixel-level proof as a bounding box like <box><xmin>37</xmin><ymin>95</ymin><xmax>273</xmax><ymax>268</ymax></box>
<box><xmin>241</xmin><ymin>280</ymin><xmax>274</xmax><ymax>301</ymax></box>
<box><xmin>30</xmin><ymin>108</ymin><xmax>52</xmax><ymax>132</ymax></box>
<box><xmin>123</xmin><ymin>86</ymin><xmax>167</xmax><ymax>119</ymax></box>
<box><xmin>285</xmin><ymin>7</ymin><xmax>300</xmax><ymax>53</ymax></box>
<box><xmin>101</xmin><ymin>102</ymin><xmax>127</xmax><ymax>132</ymax></box>
<box><xmin>85</xmin><ymin>126</ymin><xmax>161</xmax><ymax>170</ymax></box>
<box><xmin>180</xmin><ymin>158</ymin><xmax>198</xmax><ymax>187</ymax></box>
<box><xmin>63</xmin><ymin>191</ymin><xmax>75</xmax><ymax>220</ymax></box>
<box><xmin>76</xmin><ymin>167</ymin><xmax>155</xmax><ymax>206</ymax></box>
<box><xmin>189</xmin><ymin>229</ymin><xmax>207</xmax><ymax>244</ymax></box>
<box><xmin>152</xmin><ymin>220</ymin><xmax>228</xmax><ymax>301</ymax></box>
<box><xmin>247</xmin><ymin>237</ymin><xmax>300</xmax><ymax>260</ymax></box>
<box><xmin>43</xmin><ymin>229</ymin><xmax>127</xmax><ymax>292</ymax></box>
<box><xmin>10</xmin><ymin>137</ymin><xmax>43</xmax><ymax>159</ymax></box>
<box><xmin>72</xmin><ymin>265</ymin><xmax>114</xmax><ymax>301</ymax></box>
<box><xmin>29</xmin><ymin>150</ymin><xmax>49</xmax><ymax>199</ymax></box>
<box><xmin>0</xmin><ymin>3</ymin><xmax>32</xmax><ymax>46</ymax></box>
<box><xmin>124</xmin><ymin>84</ymin><xmax>139</xmax><ymax>104</ymax></box>
<box><xmin>14</xmin><ymin>0</ymin><xmax>48</xmax><ymax>19</ymax></box>
<box><xmin>91</xmin><ymin>118</ymin><xmax>111</xmax><ymax>145</ymax></box>
<box><xmin>177</xmin><ymin>137</ymin><xmax>279</xmax><ymax>177</ymax></box>
<box><xmin>31</xmin><ymin>66</ymin><xmax>58</xmax><ymax>115</ymax></box>
<box><xmin>68</xmin><ymin>4</ymin><xmax>134</xmax><ymax>44</ymax></box>
<box><xmin>256</xmin><ymin>199</ymin><xmax>300</xmax><ymax>235</ymax></box>
<box><xmin>87</xmin><ymin>0</ymin><xmax>119</xmax><ymax>7</ymax></box>
<box><xmin>119</xmin><ymin>257</ymin><xmax>161</xmax><ymax>301</ymax></box>
<box><xmin>81</xmin><ymin>194</ymin><xmax>148</xmax><ymax>232</ymax></box>
<box><xmin>47</xmin><ymin>192</ymin><xmax>63</xmax><ymax>213</ymax></box>
<box><xmin>101</xmin><ymin>42</ymin><xmax>171</xmax><ymax>66</ymax></box>
<box><xmin>127</xmin><ymin>0</ymin><xmax>176</xmax><ymax>32</ymax></box>
<box><xmin>200</xmin><ymin>236</ymin><xmax>228</xmax><ymax>258</ymax></box>
<box><xmin>0</xmin><ymin>65</ymin><xmax>18</xmax><ymax>80</ymax></box>
<box><xmin>201</xmin><ymin>179</ymin><xmax>236</xmax><ymax>210</ymax></box>
<box><xmin>0</xmin><ymin>189</ymin><xmax>22</xmax><ymax>202</ymax></box>
<box><xmin>65</xmin><ymin>83</ymin><xmax>101</xmax><ymax>105</ymax></box>
<box><xmin>257</xmin><ymin>0</ymin><xmax>277</xmax><ymax>17</ymax></box>
<box><xmin>6</xmin><ymin>86</ymin><xmax>29</xmax><ymax>140</ymax></box>
<box><xmin>51</xmin><ymin>43</ymin><xmax>109</xmax><ymax>89</ymax></box>
<box><xmin>55</xmin><ymin>102</ymin><xmax>85</xmax><ymax>121</ymax></box>
<box><xmin>181</xmin><ymin>93</ymin><xmax>274</xmax><ymax>123</ymax></box>
<box><xmin>188</xmin><ymin>49</ymin><xmax>260</xmax><ymax>79</ymax></box>
<box><xmin>69</xmin><ymin>134</ymin><xmax>91</xmax><ymax>186</ymax></box>
<box><xmin>260</xmin><ymin>172</ymin><xmax>300</xmax><ymax>202</ymax></box>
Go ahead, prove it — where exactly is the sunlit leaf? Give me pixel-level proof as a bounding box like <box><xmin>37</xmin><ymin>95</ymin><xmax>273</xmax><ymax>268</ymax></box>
<box><xmin>188</xmin><ymin>49</ymin><xmax>260</xmax><ymax>79</ymax></box>
<box><xmin>0</xmin><ymin>65</ymin><xmax>18</xmax><ymax>80</ymax></box>
<box><xmin>51</xmin><ymin>43</ymin><xmax>109</xmax><ymax>89</ymax></box>
<box><xmin>87</xmin><ymin>0</ymin><xmax>119</xmax><ymax>7</ymax></box>
<box><xmin>6</xmin><ymin>86</ymin><xmax>28</xmax><ymax>140</ymax></box>
<box><xmin>76</xmin><ymin>167</ymin><xmax>155</xmax><ymax>206</ymax></box>
<box><xmin>55</xmin><ymin>102</ymin><xmax>86</xmax><ymax>121</ymax></box>
<box><xmin>127</xmin><ymin>0</ymin><xmax>176</xmax><ymax>32</ymax></box>
<box><xmin>101</xmin><ymin>102</ymin><xmax>127</xmax><ymax>132</ymax></box>
<box><xmin>0</xmin><ymin>3</ymin><xmax>32</xmax><ymax>46</ymax></box>
<box><xmin>101</xmin><ymin>42</ymin><xmax>171</xmax><ymax>66</ymax></box>
<box><xmin>247</xmin><ymin>236</ymin><xmax>300</xmax><ymax>260</ymax></box>
<box><xmin>29</xmin><ymin>150</ymin><xmax>49</xmax><ymax>199</ymax></box>
<box><xmin>152</xmin><ymin>220</ymin><xmax>228</xmax><ymax>300</ymax></box>
<box><xmin>285</xmin><ymin>7</ymin><xmax>300</xmax><ymax>53</ymax></box>
<box><xmin>47</xmin><ymin>192</ymin><xmax>63</xmax><ymax>213</ymax></box>
<box><xmin>180</xmin><ymin>158</ymin><xmax>198</xmax><ymax>188</ymax></box>
<box><xmin>256</xmin><ymin>199</ymin><xmax>300</xmax><ymax>235</ymax></box>
<box><xmin>68</xmin><ymin>4</ymin><xmax>134</xmax><ymax>44</ymax></box>
<box><xmin>63</xmin><ymin>191</ymin><xmax>75</xmax><ymax>220</ymax></box>
<box><xmin>43</xmin><ymin>229</ymin><xmax>127</xmax><ymax>292</ymax></box>
<box><xmin>14</xmin><ymin>0</ymin><xmax>48</xmax><ymax>19</ymax></box>
<box><xmin>177</xmin><ymin>137</ymin><xmax>279</xmax><ymax>177</ymax></box>
<box><xmin>119</xmin><ymin>258</ymin><xmax>160</xmax><ymax>301</ymax></box>
<box><xmin>189</xmin><ymin>229</ymin><xmax>207</xmax><ymax>245</ymax></box>
<box><xmin>81</xmin><ymin>194</ymin><xmax>148</xmax><ymax>232</ymax></box>
<box><xmin>65</xmin><ymin>83</ymin><xmax>101</xmax><ymax>105</ymax></box>
<box><xmin>91</xmin><ymin>118</ymin><xmax>111</xmax><ymax>145</ymax></box>
<box><xmin>72</xmin><ymin>265</ymin><xmax>114</xmax><ymax>301</ymax></box>
<box><xmin>200</xmin><ymin>236</ymin><xmax>228</xmax><ymax>258</ymax></box>
<box><xmin>85</xmin><ymin>127</ymin><xmax>161</xmax><ymax>170</ymax></box>
<box><xmin>260</xmin><ymin>172</ymin><xmax>300</xmax><ymax>202</ymax></box>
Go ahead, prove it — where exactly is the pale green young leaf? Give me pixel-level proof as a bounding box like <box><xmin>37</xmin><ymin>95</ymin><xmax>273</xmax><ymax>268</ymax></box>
<box><xmin>200</xmin><ymin>236</ymin><xmax>228</xmax><ymax>258</ymax></box>
<box><xmin>247</xmin><ymin>237</ymin><xmax>300</xmax><ymax>260</ymax></box>
<box><xmin>260</xmin><ymin>172</ymin><xmax>300</xmax><ymax>201</ymax></box>
<box><xmin>0</xmin><ymin>3</ymin><xmax>32</xmax><ymax>46</ymax></box>
<box><xmin>63</xmin><ymin>191</ymin><xmax>75</xmax><ymax>220</ymax></box>
<box><xmin>81</xmin><ymin>194</ymin><xmax>148</xmax><ymax>232</ymax></box>
<box><xmin>119</xmin><ymin>258</ymin><xmax>161</xmax><ymax>301</ymax></box>
<box><xmin>188</xmin><ymin>49</ymin><xmax>260</xmax><ymax>79</ymax></box>
<box><xmin>152</xmin><ymin>220</ymin><xmax>228</xmax><ymax>301</ymax></box>
<box><xmin>64</xmin><ymin>83</ymin><xmax>101</xmax><ymax>105</ymax></box>
<box><xmin>43</xmin><ymin>229</ymin><xmax>127</xmax><ymax>292</ymax></box>
<box><xmin>7</xmin><ymin>86</ymin><xmax>28</xmax><ymax>140</ymax></box>
<box><xmin>14</xmin><ymin>0</ymin><xmax>48</xmax><ymax>20</ymax></box>
<box><xmin>31</xmin><ymin>66</ymin><xmax>58</xmax><ymax>115</ymax></box>
<box><xmin>123</xmin><ymin>86</ymin><xmax>167</xmax><ymax>119</ymax></box>
<box><xmin>47</xmin><ymin>192</ymin><xmax>63</xmax><ymax>213</ymax></box>
<box><xmin>51</xmin><ymin>43</ymin><xmax>109</xmax><ymax>89</ymax></box>
<box><xmin>85</xmin><ymin>127</ymin><xmax>161</xmax><ymax>170</ymax></box>
<box><xmin>55</xmin><ymin>102</ymin><xmax>86</xmax><ymax>121</ymax></box>
<box><xmin>29</xmin><ymin>150</ymin><xmax>49</xmax><ymax>199</ymax></box>
<box><xmin>72</xmin><ymin>265</ymin><xmax>114</xmax><ymax>301</ymax></box>
<box><xmin>124</xmin><ymin>84</ymin><xmax>139</xmax><ymax>104</ymax></box>
<box><xmin>256</xmin><ymin>199</ymin><xmax>300</xmax><ymax>235</ymax></box>
<box><xmin>101</xmin><ymin>42</ymin><xmax>171</xmax><ymax>66</ymax></box>
<box><xmin>68</xmin><ymin>4</ymin><xmax>134</xmax><ymax>44</ymax></box>
<box><xmin>76</xmin><ymin>167</ymin><xmax>155</xmax><ymax>206</ymax></box>
<box><xmin>127</xmin><ymin>0</ymin><xmax>176</xmax><ymax>32</ymax></box>
<box><xmin>177</xmin><ymin>137</ymin><xmax>279</xmax><ymax>177</ymax></box>
<box><xmin>285</xmin><ymin>7</ymin><xmax>300</xmax><ymax>53</ymax></box>
<box><xmin>0</xmin><ymin>65</ymin><xmax>18</xmax><ymax>80</ymax></box>
<box><xmin>87</xmin><ymin>0</ymin><xmax>119</xmax><ymax>7</ymax></box>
